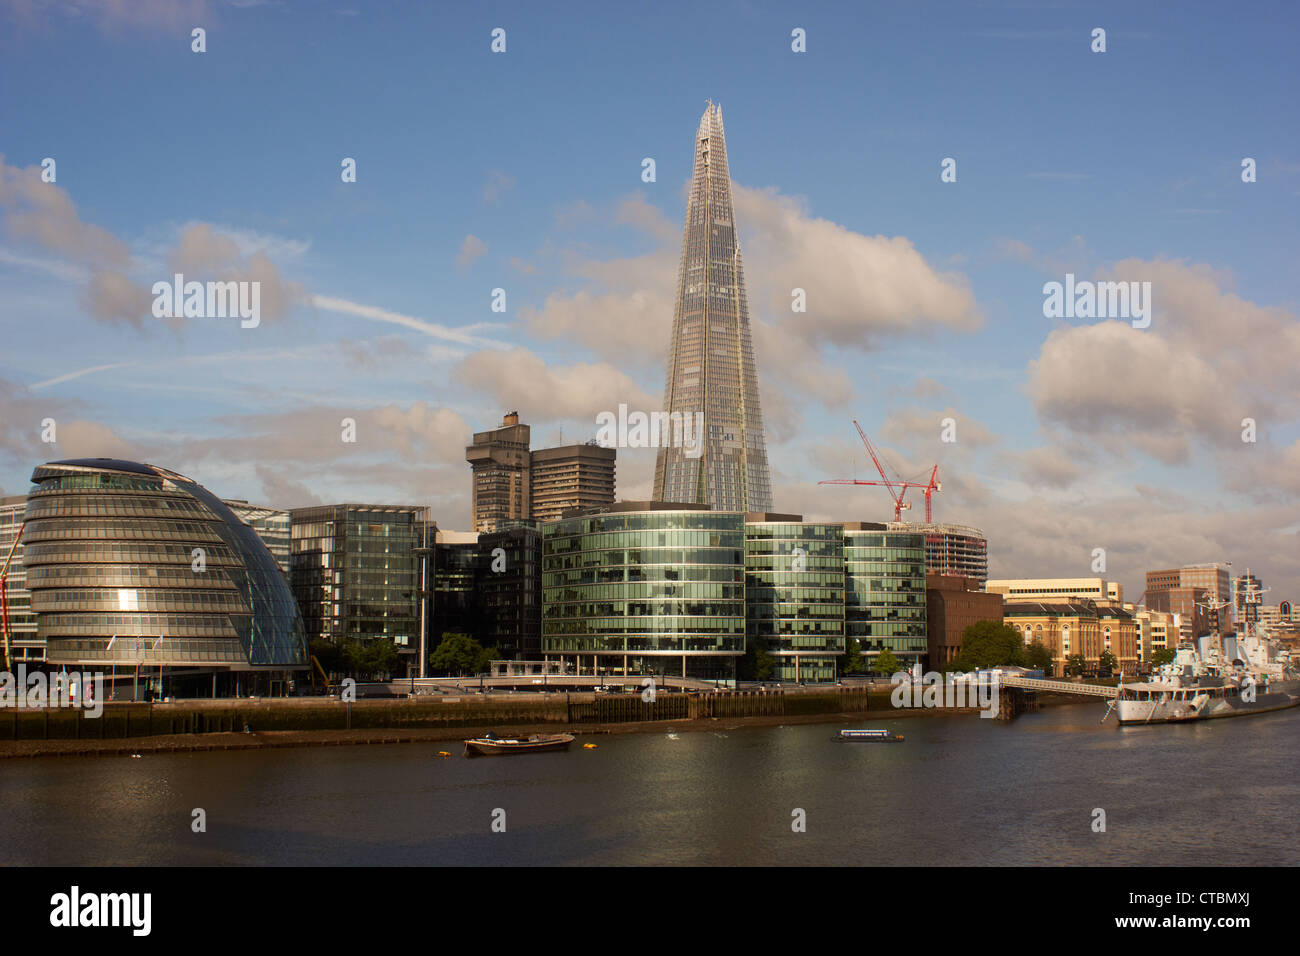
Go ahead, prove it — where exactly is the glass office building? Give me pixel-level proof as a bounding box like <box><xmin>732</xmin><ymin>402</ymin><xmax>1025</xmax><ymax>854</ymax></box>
<box><xmin>22</xmin><ymin>459</ymin><xmax>307</xmax><ymax>694</ymax></box>
<box><xmin>542</xmin><ymin>503</ymin><xmax>745</xmax><ymax>680</ymax></box>
<box><xmin>745</xmin><ymin>516</ymin><xmax>844</xmax><ymax>682</ymax></box>
<box><xmin>223</xmin><ymin>500</ymin><xmax>292</xmax><ymax>575</ymax></box>
<box><xmin>0</xmin><ymin>494</ymin><xmax>40</xmax><ymax>664</ymax></box>
<box><xmin>844</xmin><ymin>523</ymin><xmax>927</xmax><ymax>670</ymax></box>
<box><xmin>290</xmin><ymin>504</ymin><xmax>425</xmax><ymax>671</ymax></box>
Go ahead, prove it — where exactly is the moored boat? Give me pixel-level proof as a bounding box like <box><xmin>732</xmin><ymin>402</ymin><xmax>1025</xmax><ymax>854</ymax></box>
<box><xmin>1114</xmin><ymin>625</ymin><xmax>1300</xmax><ymax>725</ymax></box>
<box><xmin>839</xmin><ymin>729</ymin><xmax>904</xmax><ymax>742</ymax></box>
<box><xmin>462</xmin><ymin>732</ymin><xmax>576</xmax><ymax>756</ymax></box>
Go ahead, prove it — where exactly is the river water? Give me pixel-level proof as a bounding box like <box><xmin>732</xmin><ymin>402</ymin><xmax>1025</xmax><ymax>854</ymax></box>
<box><xmin>2</xmin><ymin>702</ymin><xmax>1296</xmax><ymax>866</ymax></box>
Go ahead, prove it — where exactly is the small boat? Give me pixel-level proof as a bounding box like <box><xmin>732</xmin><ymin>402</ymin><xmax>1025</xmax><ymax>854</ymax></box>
<box><xmin>463</xmin><ymin>732</ymin><xmax>575</xmax><ymax>757</ymax></box>
<box><xmin>839</xmin><ymin>729</ymin><xmax>904</xmax><ymax>742</ymax></box>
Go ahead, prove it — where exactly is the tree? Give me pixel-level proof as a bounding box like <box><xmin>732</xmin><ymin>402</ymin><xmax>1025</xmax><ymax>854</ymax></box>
<box><xmin>362</xmin><ymin>640</ymin><xmax>399</xmax><ymax>680</ymax></box>
<box><xmin>1023</xmin><ymin>641</ymin><xmax>1053</xmax><ymax>674</ymax></box>
<box><xmin>309</xmin><ymin>638</ymin><xmax>342</xmax><ymax>677</ymax></box>
<box><xmin>740</xmin><ymin>636</ymin><xmax>776</xmax><ymax>681</ymax></box>
<box><xmin>952</xmin><ymin>620</ymin><xmax>1025</xmax><ymax>670</ymax></box>
<box><xmin>1150</xmin><ymin>647</ymin><xmax>1176</xmax><ymax>667</ymax></box>
<box><xmin>429</xmin><ymin>633</ymin><xmax>489</xmax><ymax>676</ymax></box>
<box><xmin>840</xmin><ymin>636</ymin><xmax>864</xmax><ymax>675</ymax></box>
<box><xmin>1065</xmin><ymin>653</ymin><xmax>1086</xmax><ymax>677</ymax></box>
<box><xmin>1097</xmin><ymin>651</ymin><xmax>1118</xmax><ymax>677</ymax></box>
<box><xmin>874</xmin><ymin>648</ymin><xmax>900</xmax><ymax>677</ymax></box>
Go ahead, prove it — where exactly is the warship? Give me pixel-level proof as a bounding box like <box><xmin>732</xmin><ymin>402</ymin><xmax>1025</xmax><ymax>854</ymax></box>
<box><xmin>1111</xmin><ymin>622</ymin><xmax>1299</xmax><ymax>725</ymax></box>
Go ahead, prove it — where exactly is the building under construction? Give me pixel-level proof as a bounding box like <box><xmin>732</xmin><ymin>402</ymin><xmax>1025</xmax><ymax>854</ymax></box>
<box><xmin>888</xmin><ymin>521</ymin><xmax>988</xmax><ymax>584</ymax></box>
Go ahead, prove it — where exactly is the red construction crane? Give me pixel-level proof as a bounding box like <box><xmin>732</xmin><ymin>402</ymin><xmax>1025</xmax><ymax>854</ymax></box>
<box><xmin>818</xmin><ymin>421</ymin><xmax>941</xmax><ymax>522</ymax></box>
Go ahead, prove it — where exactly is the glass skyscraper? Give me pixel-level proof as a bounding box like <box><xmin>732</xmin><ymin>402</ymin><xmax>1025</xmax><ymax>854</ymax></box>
<box><xmin>653</xmin><ymin>102</ymin><xmax>772</xmax><ymax>513</ymax></box>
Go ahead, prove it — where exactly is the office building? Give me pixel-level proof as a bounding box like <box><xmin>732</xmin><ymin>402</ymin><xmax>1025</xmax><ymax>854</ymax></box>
<box><xmin>22</xmin><ymin>459</ymin><xmax>306</xmax><ymax>695</ymax></box>
<box><xmin>290</xmin><ymin>504</ymin><xmax>427</xmax><ymax>673</ymax></box>
<box><xmin>0</xmin><ymin>494</ymin><xmax>40</xmax><ymax>665</ymax></box>
<box><xmin>466</xmin><ymin>412</ymin><xmax>532</xmax><ymax>532</ymax></box>
<box><xmin>1002</xmin><ymin>602</ymin><xmax>1104</xmax><ymax>677</ymax></box>
<box><xmin>530</xmin><ymin>443</ymin><xmax>616</xmax><ymax>524</ymax></box>
<box><xmin>223</xmin><ymin>500</ymin><xmax>291</xmax><ymax>575</ymax></box>
<box><xmin>466</xmin><ymin>412</ymin><xmax>616</xmax><ymax>532</ymax></box>
<box><xmin>478</xmin><ymin>524</ymin><xmax>543</xmax><ymax>660</ymax></box>
<box><xmin>744</xmin><ymin>515</ymin><xmax>844</xmax><ymax>683</ymax></box>
<box><xmin>925</xmin><ymin>573</ymin><xmax>1004</xmax><ymax>670</ymax></box>
<box><xmin>1132</xmin><ymin>607</ymin><xmax>1181</xmax><ymax>664</ymax></box>
<box><xmin>986</xmin><ymin>577</ymin><xmax>1122</xmax><ymax>604</ymax></box>
<box><xmin>652</xmin><ymin>102</ymin><xmax>773</xmax><ymax>512</ymax></box>
<box><xmin>844</xmin><ymin>523</ymin><xmax>928</xmax><ymax>670</ymax></box>
<box><xmin>541</xmin><ymin>503</ymin><xmax>746</xmax><ymax>680</ymax></box>
<box><xmin>1147</xmin><ymin>565</ymin><xmax>1231</xmax><ymax>635</ymax></box>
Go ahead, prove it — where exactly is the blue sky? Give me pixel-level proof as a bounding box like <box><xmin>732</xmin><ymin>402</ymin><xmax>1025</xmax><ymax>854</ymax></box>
<box><xmin>1</xmin><ymin>0</ymin><xmax>1298</xmax><ymax>603</ymax></box>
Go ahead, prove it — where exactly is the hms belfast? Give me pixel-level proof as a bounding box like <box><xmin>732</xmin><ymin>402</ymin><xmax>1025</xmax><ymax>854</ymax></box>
<box><xmin>1113</xmin><ymin>623</ymin><xmax>1300</xmax><ymax>725</ymax></box>
<box><xmin>652</xmin><ymin>102</ymin><xmax>772</xmax><ymax>513</ymax></box>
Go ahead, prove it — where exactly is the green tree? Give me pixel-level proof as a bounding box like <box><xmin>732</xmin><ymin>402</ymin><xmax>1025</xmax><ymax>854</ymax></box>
<box><xmin>954</xmin><ymin>620</ymin><xmax>1025</xmax><ymax>669</ymax></box>
<box><xmin>1023</xmin><ymin>641</ymin><xmax>1053</xmax><ymax>674</ymax></box>
<box><xmin>1150</xmin><ymin>647</ymin><xmax>1176</xmax><ymax>667</ymax></box>
<box><xmin>874</xmin><ymin>648</ymin><xmax>901</xmax><ymax>677</ymax></box>
<box><xmin>1097</xmin><ymin>651</ymin><xmax>1118</xmax><ymax>676</ymax></box>
<box><xmin>740</xmin><ymin>636</ymin><xmax>776</xmax><ymax>681</ymax></box>
<box><xmin>309</xmin><ymin>638</ymin><xmax>342</xmax><ymax>677</ymax></box>
<box><xmin>840</xmin><ymin>636</ymin><xmax>865</xmax><ymax>675</ymax></box>
<box><xmin>361</xmin><ymin>640</ymin><xmax>400</xmax><ymax>680</ymax></box>
<box><xmin>1065</xmin><ymin>653</ymin><xmax>1086</xmax><ymax>677</ymax></box>
<box><xmin>429</xmin><ymin>633</ymin><xmax>488</xmax><ymax>676</ymax></box>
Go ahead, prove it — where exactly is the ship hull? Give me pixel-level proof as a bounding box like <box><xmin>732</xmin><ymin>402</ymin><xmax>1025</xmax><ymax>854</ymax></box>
<box><xmin>1117</xmin><ymin>682</ymin><xmax>1300</xmax><ymax>725</ymax></box>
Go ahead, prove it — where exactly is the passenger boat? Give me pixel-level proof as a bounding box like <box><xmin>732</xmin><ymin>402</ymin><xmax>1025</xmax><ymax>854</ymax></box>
<box><xmin>839</xmin><ymin>729</ymin><xmax>904</xmax><ymax>742</ymax></box>
<box><xmin>462</xmin><ymin>732</ymin><xmax>576</xmax><ymax>756</ymax></box>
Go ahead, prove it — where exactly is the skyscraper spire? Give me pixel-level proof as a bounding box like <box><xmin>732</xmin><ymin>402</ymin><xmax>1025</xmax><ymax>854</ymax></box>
<box><xmin>653</xmin><ymin>103</ymin><xmax>773</xmax><ymax>512</ymax></box>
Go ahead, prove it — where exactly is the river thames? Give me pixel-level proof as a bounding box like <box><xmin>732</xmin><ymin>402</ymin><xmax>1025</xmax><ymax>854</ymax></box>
<box><xmin>2</xmin><ymin>702</ymin><xmax>1296</xmax><ymax>866</ymax></box>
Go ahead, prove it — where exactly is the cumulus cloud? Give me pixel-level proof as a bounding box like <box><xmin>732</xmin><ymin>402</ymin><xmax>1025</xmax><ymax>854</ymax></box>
<box><xmin>456</xmin><ymin>234</ymin><xmax>488</xmax><ymax>272</ymax></box>
<box><xmin>1</xmin><ymin>164</ymin><xmax>308</xmax><ymax>330</ymax></box>
<box><xmin>255</xmin><ymin>464</ymin><xmax>323</xmax><ymax>510</ymax></box>
<box><xmin>454</xmin><ymin>346</ymin><xmax>657</xmax><ymax>424</ymax></box>
<box><xmin>1026</xmin><ymin>259</ymin><xmax>1299</xmax><ymax>467</ymax></box>
<box><xmin>734</xmin><ymin>185</ymin><xmax>982</xmax><ymax>347</ymax></box>
<box><xmin>880</xmin><ymin>405</ymin><xmax>997</xmax><ymax>455</ymax></box>
<box><xmin>0</xmin><ymin>158</ymin><xmax>128</xmax><ymax>268</ymax></box>
<box><xmin>1016</xmin><ymin>444</ymin><xmax>1083</xmax><ymax>488</ymax></box>
<box><xmin>0</xmin><ymin>376</ymin><xmax>141</xmax><ymax>463</ymax></box>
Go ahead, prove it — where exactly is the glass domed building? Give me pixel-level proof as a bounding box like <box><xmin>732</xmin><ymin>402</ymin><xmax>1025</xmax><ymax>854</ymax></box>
<box><xmin>22</xmin><ymin>459</ymin><xmax>307</xmax><ymax>696</ymax></box>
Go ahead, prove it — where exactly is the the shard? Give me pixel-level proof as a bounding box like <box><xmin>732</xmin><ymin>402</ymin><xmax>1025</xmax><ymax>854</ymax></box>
<box><xmin>653</xmin><ymin>102</ymin><xmax>773</xmax><ymax>512</ymax></box>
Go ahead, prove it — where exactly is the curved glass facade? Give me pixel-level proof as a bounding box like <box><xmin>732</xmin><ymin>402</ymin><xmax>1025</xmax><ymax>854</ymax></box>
<box><xmin>542</xmin><ymin>509</ymin><xmax>744</xmax><ymax>679</ymax></box>
<box><xmin>23</xmin><ymin>460</ymin><xmax>307</xmax><ymax>672</ymax></box>
<box><xmin>845</xmin><ymin>529</ymin><xmax>927</xmax><ymax>668</ymax></box>
<box><xmin>745</xmin><ymin>522</ymin><xmax>844</xmax><ymax>682</ymax></box>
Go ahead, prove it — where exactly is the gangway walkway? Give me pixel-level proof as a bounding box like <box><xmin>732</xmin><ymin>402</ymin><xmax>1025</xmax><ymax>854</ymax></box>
<box><xmin>1000</xmin><ymin>676</ymin><xmax>1118</xmax><ymax>698</ymax></box>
